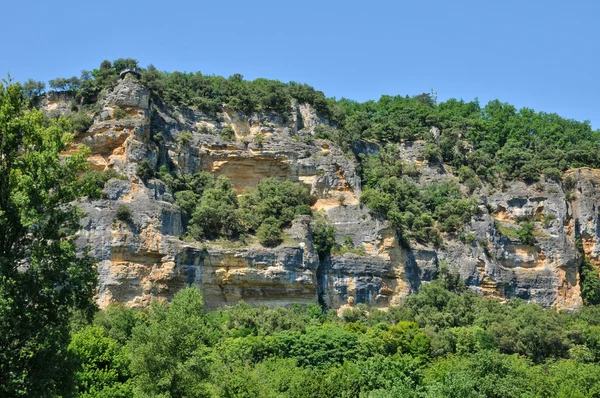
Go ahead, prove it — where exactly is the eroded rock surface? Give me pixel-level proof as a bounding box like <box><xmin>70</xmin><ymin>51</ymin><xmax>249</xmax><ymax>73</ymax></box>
<box><xmin>46</xmin><ymin>75</ymin><xmax>600</xmax><ymax>310</ymax></box>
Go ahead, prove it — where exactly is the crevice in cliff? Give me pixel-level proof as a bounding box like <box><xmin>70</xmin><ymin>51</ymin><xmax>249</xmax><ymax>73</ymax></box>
<box><xmin>316</xmin><ymin>256</ymin><xmax>330</xmax><ymax>311</ymax></box>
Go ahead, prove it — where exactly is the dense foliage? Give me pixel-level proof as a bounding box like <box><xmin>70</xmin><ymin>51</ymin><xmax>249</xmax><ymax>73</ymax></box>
<box><xmin>0</xmin><ymin>81</ymin><xmax>97</xmax><ymax>396</ymax></box>
<box><xmin>155</xmin><ymin>170</ymin><xmax>314</xmax><ymax>245</ymax></box>
<box><xmin>66</xmin><ymin>280</ymin><xmax>600</xmax><ymax>398</ymax></box>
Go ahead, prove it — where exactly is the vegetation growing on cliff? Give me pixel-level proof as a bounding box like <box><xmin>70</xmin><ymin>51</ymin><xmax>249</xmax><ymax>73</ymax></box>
<box><xmin>64</xmin><ymin>280</ymin><xmax>600</xmax><ymax>398</ymax></box>
<box><xmin>48</xmin><ymin>58</ymin><xmax>600</xmax><ymax>186</ymax></box>
<box><xmin>45</xmin><ymin>58</ymin><xmax>600</xmax><ymax>247</ymax></box>
<box><xmin>156</xmin><ymin>170</ymin><xmax>314</xmax><ymax>245</ymax></box>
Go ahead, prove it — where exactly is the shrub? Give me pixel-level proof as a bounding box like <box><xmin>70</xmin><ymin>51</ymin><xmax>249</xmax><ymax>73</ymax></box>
<box><xmin>115</xmin><ymin>205</ymin><xmax>132</xmax><ymax>222</ymax></box>
<box><xmin>313</xmin><ymin>221</ymin><xmax>337</xmax><ymax>259</ymax></box>
<box><xmin>254</xmin><ymin>135</ymin><xmax>264</xmax><ymax>147</ymax></box>
<box><xmin>79</xmin><ymin>169</ymin><xmax>126</xmax><ymax>198</ymax></box>
<box><xmin>543</xmin><ymin>212</ymin><xmax>556</xmax><ymax>228</ymax></box>
<box><xmin>257</xmin><ymin>217</ymin><xmax>282</xmax><ymax>247</ymax></box>
<box><xmin>113</xmin><ymin>108</ymin><xmax>127</xmax><ymax>120</ymax></box>
<box><xmin>237</xmin><ymin>178</ymin><xmax>314</xmax><ymax>231</ymax></box>
<box><xmin>188</xmin><ymin>177</ymin><xmax>240</xmax><ymax>239</ymax></box>
<box><xmin>580</xmin><ymin>258</ymin><xmax>600</xmax><ymax>305</ymax></box>
<box><xmin>563</xmin><ymin>175</ymin><xmax>576</xmax><ymax>191</ymax></box>
<box><xmin>177</xmin><ymin>130</ymin><xmax>193</xmax><ymax>147</ymax></box>
<box><xmin>136</xmin><ymin>160</ymin><xmax>154</xmax><ymax>183</ymax></box>
<box><xmin>543</xmin><ymin>167</ymin><xmax>562</xmax><ymax>181</ymax></box>
<box><xmin>220</xmin><ymin>125</ymin><xmax>235</xmax><ymax>141</ymax></box>
<box><xmin>422</xmin><ymin>143</ymin><xmax>442</xmax><ymax>163</ymax></box>
<box><xmin>518</xmin><ymin>221</ymin><xmax>535</xmax><ymax>245</ymax></box>
<box><xmin>68</xmin><ymin>112</ymin><xmax>93</xmax><ymax>134</ymax></box>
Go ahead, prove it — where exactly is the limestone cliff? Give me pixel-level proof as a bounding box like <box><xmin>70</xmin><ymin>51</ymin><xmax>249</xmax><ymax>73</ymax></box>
<box><xmin>46</xmin><ymin>73</ymin><xmax>599</xmax><ymax>310</ymax></box>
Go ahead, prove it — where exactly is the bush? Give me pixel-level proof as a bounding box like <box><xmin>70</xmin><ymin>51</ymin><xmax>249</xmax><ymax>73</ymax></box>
<box><xmin>313</xmin><ymin>221</ymin><xmax>337</xmax><ymax>259</ymax></box>
<box><xmin>580</xmin><ymin>258</ymin><xmax>600</xmax><ymax>305</ymax></box>
<box><xmin>543</xmin><ymin>167</ymin><xmax>562</xmax><ymax>181</ymax></box>
<box><xmin>423</xmin><ymin>143</ymin><xmax>442</xmax><ymax>163</ymax></box>
<box><xmin>237</xmin><ymin>178</ymin><xmax>314</xmax><ymax>231</ymax></box>
<box><xmin>115</xmin><ymin>205</ymin><xmax>132</xmax><ymax>222</ymax></box>
<box><xmin>177</xmin><ymin>130</ymin><xmax>193</xmax><ymax>147</ymax></box>
<box><xmin>257</xmin><ymin>217</ymin><xmax>282</xmax><ymax>247</ymax></box>
<box><xmin>188</xmin><ymin>177</ymin><xmax>241</xmax><ymax>239</ymax></box>
<box><xmin>79</xmin><ymin>169</ymin><xmax>126</xmax><ymax>198</ymax></box>
<box><xmin>113</xmin><ymin>108</ymin><xmax>127</xmax><ymax>120</ymax></box>
<box><xmin>136</xmin><ymin>160</ymin><xmax>154</xmax><ymax>183</ymax></box>
<box><xmin>518</xmin><ymin>221</ymin><xmax>535</xmax><ymax>245</ymax></box>
<box><xmin>68</xmin><ymin>112</ymin><xmax>93</xmax><ymax>134</ymax></box>
<box><xmin>220</xmin><ymin>125</ymin><xmax>235</xmax><ymax>141</ymax></box>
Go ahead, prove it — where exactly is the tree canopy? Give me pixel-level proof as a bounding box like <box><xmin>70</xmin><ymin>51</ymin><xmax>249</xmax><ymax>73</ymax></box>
<box><xmin>0</xmin><ymin>81</ymin><xmax>97</xmax><ymax>396</ymax></box>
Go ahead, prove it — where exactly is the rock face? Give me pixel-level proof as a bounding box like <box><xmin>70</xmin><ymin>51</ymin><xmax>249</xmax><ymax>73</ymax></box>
<box><xmin>48</xmin><ymin>75</ymin><xmax>600</xmax><ymax>310</ymax></box>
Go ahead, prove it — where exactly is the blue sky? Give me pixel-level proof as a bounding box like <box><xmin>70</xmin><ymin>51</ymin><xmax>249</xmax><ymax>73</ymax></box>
<box><xmin>1</xmin><ymin>0</ymin><xmax>598</xmax><ymax>127</ymax></box>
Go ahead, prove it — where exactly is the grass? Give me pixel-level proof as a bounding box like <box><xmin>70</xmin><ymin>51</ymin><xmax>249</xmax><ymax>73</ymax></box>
<box><xmin>332</xmin><ymin>244</ymin><xmax>367</xmax><ymax>257</ymax></box>
<box><xmin>495</xmin><ymin>222</ymin><xmax>520</xmax><ymax>240</ymax></box>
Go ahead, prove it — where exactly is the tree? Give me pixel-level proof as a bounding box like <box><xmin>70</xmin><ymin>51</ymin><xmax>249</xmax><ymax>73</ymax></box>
<box><xmin>313</xmin><ymin>221</ymin><xmax>337</xmax><ymax>260</ymax></box>
<box><xmin>0</xmin><ymin>82</ymin><xmax>97</xmax><ymax>396</ymax></box>
<box><xmin>127</xmin><ymin>288</ymin><xmax>214</xmax><ymax>397</ymax></box>
<box><xmin>49</xmin><ymin>76</ymin><xmax>81</xmax><ymax>92</ymax></box>
<box><xmin>257</xmin><ymin>217</ymin><xmax>282</xmax><ymax>247</ymax></box>
<box><xmin>68</xmin><ymin>326</ymin><xmax>132</xmax><ymax>397</ymax></box>
<box><xmin>189</xmin><ymin>177</ymin><xmax>240</xmax><ymax>239</ymax></box>
<box><xmin>580</xmin><ymin>258</ymin><xmax>600</xmax><ymax>306</ymax></box>
<box><xmin>21</xmin><ymin>79</ymin><xmax>45</xmax><ymax>100</ymax></box>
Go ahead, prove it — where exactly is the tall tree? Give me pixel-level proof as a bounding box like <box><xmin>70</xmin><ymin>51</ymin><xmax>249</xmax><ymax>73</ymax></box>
<box><xmin>0</xmin><ymin>81</ymin><xmax>97</xmax><ymax>396</ymax></box>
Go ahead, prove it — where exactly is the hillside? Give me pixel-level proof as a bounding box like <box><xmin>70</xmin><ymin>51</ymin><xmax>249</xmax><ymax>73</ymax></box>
<box><xmin>33</xmin><ymin>58</ymin><xmax>600</xmax><ymax>310</ymax></box>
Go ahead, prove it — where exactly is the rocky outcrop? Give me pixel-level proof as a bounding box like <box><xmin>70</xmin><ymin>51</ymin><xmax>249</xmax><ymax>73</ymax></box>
<box><xmin>46</xmin><ymin>75</ymin><xmax>599</xmax><ymax>310</ymax></box>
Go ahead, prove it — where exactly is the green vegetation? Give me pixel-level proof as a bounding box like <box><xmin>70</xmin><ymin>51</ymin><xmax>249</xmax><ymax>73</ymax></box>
<box><xmin>79</xmin><ymin>169</ymin><xmax>126</xmax><ymax>199</ymax></box>
<box><xmin>518</xmin><ymin>221</ymin><xmax>536</xmax><ymax>245</ymax></box>
<box><xmin>581</xmin><ymin>258</ymin><xmax>600</xmax><ymax>306</ymax></box>
<box><xmin>177</xmin><ymin>130</ymin><xmax>193</xmax><ymax>146</ymax></box>
<box><xmin>360</xmin><ymin>147</ymin><xmax>478</xmax><ymax>245</ymax></box>
<box><xmin>67</xmin><ymin>111</ymin><xmax>94</xmax><ymax>134</ymax></box>
<box><xmin>0</xmin><ymin>81</ymin><xmax>97</xmax><ymax>396</ymax></box>
<box><xmin>312</xmin><ymin>221</ymin><xmax>337</xmax><ymax>259</ymax></box>
<box><xmin>45</xmin><ymin>58</ymin><xmax>600</xmax><ymax>186</ymax></box>
<box><xmin>7</xmin><ymin>59</ymin><xmax>600</xmax><ymax>395</ymax></box>
<box><xmin>113</xmin><ymin>108</ymin><xmax>127</xmax><ymax>120</ymax></box>
<box><xmin>220</xmin><ymin>125</ymin><xmax>235</xmax><ymax>141</ymax></box>
<box><xmin>495</xmin><ymin>222</ymin><xmax>521</xmax><ymax>240</ymax></box>
<box><xmin>332</xmin><ymin>237</ymin><xmax>367</xmax><ymax>256</ymax></box>
<box><xmin>42</xmin><ymin>58</ymin><xmax>600</xmax><ymax>246</ymax></box>
<box><xmin>135</xmin><ymin>159</ymin><xmax>154</xmax><ymax>182</ymax></box>
<box><xmin>157</xmin><ymin>170</ymin><xmax>314</xmax><ymax>246</ymax></box>
<box><xmin>115</xmin><ymin>205</ymin><xmax>133</xmax><ymax>223</ymax></box>
<box><xmin>61</xmin><ymin>279</ymin><xmax>600</xmax><ymax>398</ymax></box>
<box><xmin>256</xmin><ymin>217</ymin><xmax>283</xmax><ymax>247</ymax></box>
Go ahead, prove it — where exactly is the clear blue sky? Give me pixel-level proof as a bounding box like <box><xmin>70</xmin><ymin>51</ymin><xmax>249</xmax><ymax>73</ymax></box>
<box><xmin>1</xmin><ymin>0</ymin><xmax>598</xmax><ymax>127</ymax></box>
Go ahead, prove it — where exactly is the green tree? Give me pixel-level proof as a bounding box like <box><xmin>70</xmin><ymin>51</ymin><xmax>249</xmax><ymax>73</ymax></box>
<box><xmin>0</xmin><ymin>81</ymin><xmax>97</xmax><ymax>396</ymax></box>
<box><xmin>313</xmin><ymin>221</ymin><xmax>337</xmax><ymax>260</ymax></box>
<box><xmin>189</xmin><ymin>176</ymin><xmax>240</xmax><ymax>239</ymax></box>
<box><xmin>68</xmin><ymin>326</ymin><xmax>132</xmax><ymax>397</ymax></box>
<box><xmin>127</xmin><ymin>288</ymin><xmax>214</xmax><ymax>397</ymax></box>
<box><xmin>257</xmin><ymin>217</ymin><xmax>283</xmax><ymax>247</ymax></box>
<box><xmin>580</xmin><ymin>258</ymin><xmax>600</xmax><ymax>305</ymax></box>
<box><xmin>21</xmin><ymin>79</ymin><xmax>45</xmax><ymax>101</ymax></box>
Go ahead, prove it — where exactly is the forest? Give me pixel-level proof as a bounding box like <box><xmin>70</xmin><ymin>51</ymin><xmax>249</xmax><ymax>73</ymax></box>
<box><xmin>2</xmin><ymin>59</ymin><xmax>600</xmax><ymax>397</ymax></box>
